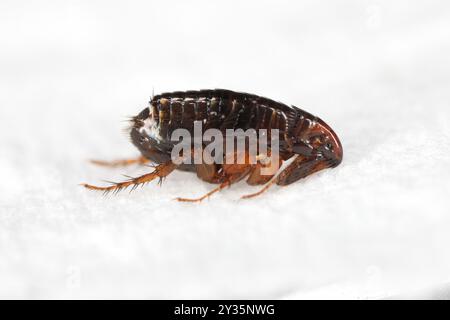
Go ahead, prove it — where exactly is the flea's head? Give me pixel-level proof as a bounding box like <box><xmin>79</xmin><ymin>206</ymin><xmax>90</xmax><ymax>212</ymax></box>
<box><xmin>128</xmin><ymin>106</ymin><xmax>171</xmax><ymax>164</ymax></box>
<box><xmin>292</xmin><ymin>117</ymin><xmax>343</xmax><ymax>168</ymax></box>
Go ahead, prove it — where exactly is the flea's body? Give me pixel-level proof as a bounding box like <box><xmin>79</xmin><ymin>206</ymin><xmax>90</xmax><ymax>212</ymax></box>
<box><xmin>84</xmin><ymin>89</ymin><xmax>343</xmax><ymax>201</ymax></box>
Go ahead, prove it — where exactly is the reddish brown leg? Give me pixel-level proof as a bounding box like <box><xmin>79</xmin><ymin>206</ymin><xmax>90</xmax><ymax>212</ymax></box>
<box><xmin>82</xmin><ymin>161</ymin><xmax>177</xmax><ymax>194</ymax></box>
<box><xmin>90</xmin><ymin>156</ymin><xmax>149</xmax><ymax>167</ymax></box>
<box><xmin>241</xmin><ymin>155</ymin><xmax>330</xmax><ymax>199</ymax></box>
<box><xmin>176</xmin><ymin>162</ymin><xmax>252</xmax><ymax>202</ymax></box>
<box><xmin>276</xmin><ymin>155</ymin><xmax>329</xmax><ymax>186</ymax></box>
<box><xmin>241</xmin><ymin>176</ymin><xmax>278</xmax><ymax>199</ymax></box>
<box><xmin>241</xmin><ymin>152</ymin><xmax>282</xmax><ymax>199</ymax></box>
<box><xmin>246</xmin><ymin>151</ymin><xmax>282</xmax><ymax>186</ymax></box>
<box><xmin>246</xmin><ymin>163</ymin><xmax>273</xmax><ymax>185</ymax></box>
<box><xmin>175</xmin><ymin>180</ymin><xmax>230</xmax><ymax>203</ymax></box>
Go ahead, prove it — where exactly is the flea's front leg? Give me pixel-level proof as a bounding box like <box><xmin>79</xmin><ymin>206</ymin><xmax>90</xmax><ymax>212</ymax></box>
<box><xmin>90</xmin><ymin>156</ymin><xmax>149</xmax><ymax>167</ymax></box>
<box><xmin>82</xmin><ymin>161</ymin><xmax>177</xmax><ymax>194</ymax></box>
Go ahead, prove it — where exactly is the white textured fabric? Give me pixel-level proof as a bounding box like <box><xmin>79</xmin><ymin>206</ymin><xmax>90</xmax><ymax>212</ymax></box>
<box><xmin>1</xmin><ymin>0</ymin><xmax>449</xmax><ymax>299</ymax></box>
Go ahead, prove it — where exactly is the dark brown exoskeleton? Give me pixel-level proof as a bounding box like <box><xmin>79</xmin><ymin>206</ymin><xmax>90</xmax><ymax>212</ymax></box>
<box><xmin>83</xmin><ymin>89</ymin><xmax>343</xmax><ymax>201</ymax></box>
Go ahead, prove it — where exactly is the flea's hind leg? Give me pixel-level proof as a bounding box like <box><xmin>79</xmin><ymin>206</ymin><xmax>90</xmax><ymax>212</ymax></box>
<box><xmin>241</xmin><ymin>153</ymin><xmax>282</xmax><ymax>199</ymax></box>
<box><xmin>276</xmin><ymin>155</ymin><xmax>328</xmax><ymax>186</ymax></box>
<box><xmin>90</xmin><ymin>156</ymin><xmax>149</xmax><ymax>167</ymax></box>
<box><xmin>246</xmin><ymin>152</ymin><xmax>282</xmax><ymax>186</ymax></box>
<box><xmin>241</xmin><ymin>163</ymin><xmax>280</xmax><ymax>199</ymax></box>
<box><xmin>241</xmin><ymin>155</ymin><xmax>327</xmax><ymax>199</ymax></box>
<box><xmin>241</xmin><ymin>175</ymin><xmax>278</xmax><ymax>199</ymax></box>
<box><xmin>82</xmin><ymin>161</ymin><xmax>177</xmax><ymax>194</ymax></box>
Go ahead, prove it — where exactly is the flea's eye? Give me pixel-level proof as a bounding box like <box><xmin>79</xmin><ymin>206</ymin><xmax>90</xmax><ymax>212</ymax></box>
<box><xmin>325</xmin><ymin>142</ymin><xmax>333</xmax><ymax>150</ymax></box>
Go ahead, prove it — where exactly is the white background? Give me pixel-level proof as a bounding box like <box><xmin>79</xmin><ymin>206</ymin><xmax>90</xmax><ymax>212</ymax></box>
<box><xmin>1</xmin><ymin>0</ymin><xmax>450</xmax><ymax>299</ymax></box>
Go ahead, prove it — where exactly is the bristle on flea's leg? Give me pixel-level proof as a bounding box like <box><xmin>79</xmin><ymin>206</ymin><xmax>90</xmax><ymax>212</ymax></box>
<box><xmin>82</xmin><ymin>161</ymin><xmax>177</xmax><ymax>195</ymax></box>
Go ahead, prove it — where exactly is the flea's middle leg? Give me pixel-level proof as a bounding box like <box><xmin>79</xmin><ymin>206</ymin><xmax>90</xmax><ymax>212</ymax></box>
<box><xmin>176</xmin><ymin>164</ymin><xmax>252</xmax><ymax>203</ymax></box>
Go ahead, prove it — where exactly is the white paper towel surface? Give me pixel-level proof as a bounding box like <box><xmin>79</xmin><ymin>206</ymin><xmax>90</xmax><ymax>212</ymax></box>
<box><xmin>1</xmin><ymin>0</ymin><xmax>449</xmax><ymax>299</ymax></box>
